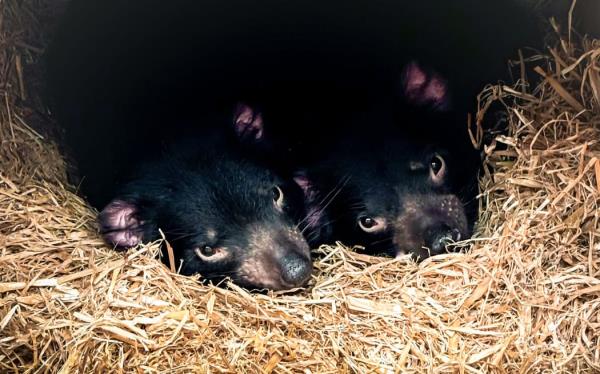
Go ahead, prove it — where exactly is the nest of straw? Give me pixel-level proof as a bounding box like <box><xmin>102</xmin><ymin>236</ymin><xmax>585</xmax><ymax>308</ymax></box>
<box><xmin>1</xmin><ymin>1</ymin><xmax>600</xmax><ymax>372</ymax></box>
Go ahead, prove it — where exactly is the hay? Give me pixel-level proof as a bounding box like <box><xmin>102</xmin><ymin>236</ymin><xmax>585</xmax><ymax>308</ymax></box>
<box><xmin>1</xmin><ymin>1</ymin><xmax>600</xmax><ymax>372</ymax></box>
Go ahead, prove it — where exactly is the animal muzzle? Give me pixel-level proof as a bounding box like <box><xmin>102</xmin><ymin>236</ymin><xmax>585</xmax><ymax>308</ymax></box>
<box><xmin>238</xmin><ymin>225</ymin><xmax>312</xmax><ymax>290</ymax></box>
<box><xmin>279</xmin><ymin>250</ymin><xmax>312</xmax><ymax>285</ymax></box>
<box><xmin>394</xmin><ymin>194</ymin><xmax>469</xmax><ymax>259</ymax></box>
<box><xmin>423</xmin><ymin>222</ymin><xmax>463</xmax><ymax>254</ymax></box>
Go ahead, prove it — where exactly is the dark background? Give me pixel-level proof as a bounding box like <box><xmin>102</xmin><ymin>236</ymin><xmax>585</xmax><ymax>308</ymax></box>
<box><xmin>45</xmin><ymin>0</ymin><xmax>555</xmax><ymax>207</ymax></box>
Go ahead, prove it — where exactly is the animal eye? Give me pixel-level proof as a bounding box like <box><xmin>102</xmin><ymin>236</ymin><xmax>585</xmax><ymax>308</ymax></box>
<box><xmin>194</xmin><ymin>245</ymin><xmax>228</xmax><ymax>261</ymax></box>
<box><xmin>200</xmin><ymin>245</ymin><xmax>215</xmax><ymax>256</ymax></box>
<box><xmin>272</xmin><ymin>185</ymin><xmax>284</xmax><ymax>209</ymax></box>
<box><xmin>429</xmin><ymin>154</ymin><xmax>446</xmax><ymax>184</ymax></box>
<box><xmin>358</xmin><ymin>216</ymin><xmax>387</xmax><ymax>234</ymax></box>
<box><xmin>359</xmin><ymin>216</ymin><xmax>376</xmax><ymax>229</ymax></box>
<box><xmin>430</xmin><ymin>155</ymin><xmax>443</xmax><ymax>174</ymax></box>
<box><xmin>358</xmin><ymin>216</ymin><xmax>386</xmax><ymax>233</ymax></box>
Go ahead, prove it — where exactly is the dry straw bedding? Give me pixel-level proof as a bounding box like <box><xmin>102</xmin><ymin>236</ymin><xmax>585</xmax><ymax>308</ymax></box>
<box><xmin>1</xmin><ymin>2</ymin><xmax>600</xmax><ymax>373</ymax></box>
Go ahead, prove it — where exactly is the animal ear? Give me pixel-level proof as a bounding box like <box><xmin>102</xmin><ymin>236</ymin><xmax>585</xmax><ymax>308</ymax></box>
<box><xmin>98</xmin><ymin>199</ymin><xmax>145</xmax><ymax>248</ymax></box>
<box><xmin>400</xmin><ymin>61</ymin><xmax>451</xmax><ymax>111</ymax></box>
<box><xmin>293</xmin><ymin>172</ymin><xmax>313</xmax><ymax>197</ymax></box>
<box><xmin>293</xmin><ymin>171</ymin><xmax>324</xmax><ymax>225</ymax></box>
<box><xmin>233</xmin><ymin>103</ymin><xmax>264</xmax><ymax>142</ymax></box>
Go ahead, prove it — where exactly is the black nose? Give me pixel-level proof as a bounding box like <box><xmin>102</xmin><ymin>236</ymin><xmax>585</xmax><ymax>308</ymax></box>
<box><xmin>424</xmin><ymin>224</ymin><xmax>462</xmax><ymax>255</ymax></box>
<box><xmin>280</xmin><ymin>252</ymin><xmax>312</xmax><ymax>286</ymax></box>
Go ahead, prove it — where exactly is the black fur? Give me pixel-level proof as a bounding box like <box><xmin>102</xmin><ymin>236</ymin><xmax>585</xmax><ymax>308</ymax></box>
<box><xmin>45</xmin><ymin>0</ymin><xmax>544</xmax><ymax>264</ymax></box>
<box><xmin>304</xmin><ymin>102</ymin><xmax>478</xmax><ymax>259</ymax></box>
<box><xmin>45</xmin><ymin>0</ymin><xmax>543</xmax><ymax>180</ymax></box>
<box><xmin>98</xmin><ymin>131</ymin><xmax>313</xmax><ymax>290</ymax></box>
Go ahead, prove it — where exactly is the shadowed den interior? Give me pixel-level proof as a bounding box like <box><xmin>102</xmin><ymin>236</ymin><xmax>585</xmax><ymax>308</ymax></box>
<box><xmin>1</xmin><ymin>0</ymin><xmax>600</xmax><ymax>371</ymax></box>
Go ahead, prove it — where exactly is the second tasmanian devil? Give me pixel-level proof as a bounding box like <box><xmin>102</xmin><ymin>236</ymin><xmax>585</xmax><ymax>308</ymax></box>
<box><xmin>297</xmin><ymin>62</ymin><xmax>479</xmax><ymax>259</ymax></box>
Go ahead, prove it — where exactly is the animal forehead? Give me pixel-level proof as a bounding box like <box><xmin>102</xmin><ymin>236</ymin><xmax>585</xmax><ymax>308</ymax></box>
<box><xmin>338</xmin><ymin>152</ymin><xmax>442</xmax><ymax>205</ymax></box>
<box><xmin>164</xmin><ymin>191</ymin><xmax>279</xmax><ymax>244</ymax></box>
<box><xmin>345</xmin><ymin>135</ymin><xmax>427</xmax><ymax>159</ymax></box>
<box><xmin>185</xmin><ymin>157</ymin><xmax>277</xmax><ymax>194</ymax></box>
<box><xmin>205</xmin><ymin>228</ymin><xmax>218</xmax><ymax>240</ymax></box>
<box><xmin>340</xmin><ymin>152</ymin><xmax>416</xmax><ymax>182</ymax></box>
<box><xmin>353</xmin><ymin>179</ymin><xmax>442</xmax><ymax>219</ymax></box>
<box><xmin>360</xmin><ymin>190</ymin><xmax>397</xmax><ymax>215</ymax></box>
<box><xmin>203</xmin><ymin>178</ymin><xmax>275</xmax><ymax>213</ymax></box>
<box><xmin>169</xmin><ymin>167</ymin><xmax>280</xmax><ymax>222</ymax></box>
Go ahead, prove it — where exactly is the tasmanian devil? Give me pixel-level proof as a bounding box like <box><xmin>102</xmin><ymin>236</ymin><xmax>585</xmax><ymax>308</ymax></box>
<box><xmin>97</xmin><ymin>104</ymin><xmax>314</xmax><ymax>291</ymax></box>
<box><xmin>297</xmin><ymin>62</ymin><xmax>479</xmax><ymax>259</ymax></box>
<box><xmin>45</xmin><ymin>0</ymin><xmax>542</xmax><ymax>265</ymax></box>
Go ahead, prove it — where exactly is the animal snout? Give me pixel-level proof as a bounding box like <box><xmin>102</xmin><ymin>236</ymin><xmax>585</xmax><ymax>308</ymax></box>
<box><xmin>394</xmin><ymin>193</ymin><xmax>469</xmax><ymax>259</ymax></box>
<box><xmin>240</xmin><ymin>225</ymin><xmax>312</xmax><ymax>290</ymax></box>
<box><xmin>423</xmin><ymin>223</ymin><xmax>462</xmax><ymax>255</ymax></box>
<box><xmin>280</xmin><ymin>252</ymin><xmax>312</xmax><ymax>286</ymax></box>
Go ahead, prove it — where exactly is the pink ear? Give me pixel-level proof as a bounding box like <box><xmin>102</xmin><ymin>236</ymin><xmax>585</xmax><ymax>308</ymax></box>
<box><xmin>233</xmin><ymin>103</ymin><xmax>264</xmax><ymax>141</ymax></box>
<box><xmin>98</xmin><ymin>199</ymin><xmax>144</xmax><ymax>248</ymax></box>
<box><xmin>401</xmin><ymin>61</ymin><xmax>450</xmax><ymax>110</ymax></box>
<box><xmin>293</xmin><ymin>173</ymin><xmax>313</xmax><ymax>196</ymax></box>
<box><xmin>293</xmin><ymin>172</ymin><xmax>324</xmax><ymax>230</ymax></box>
